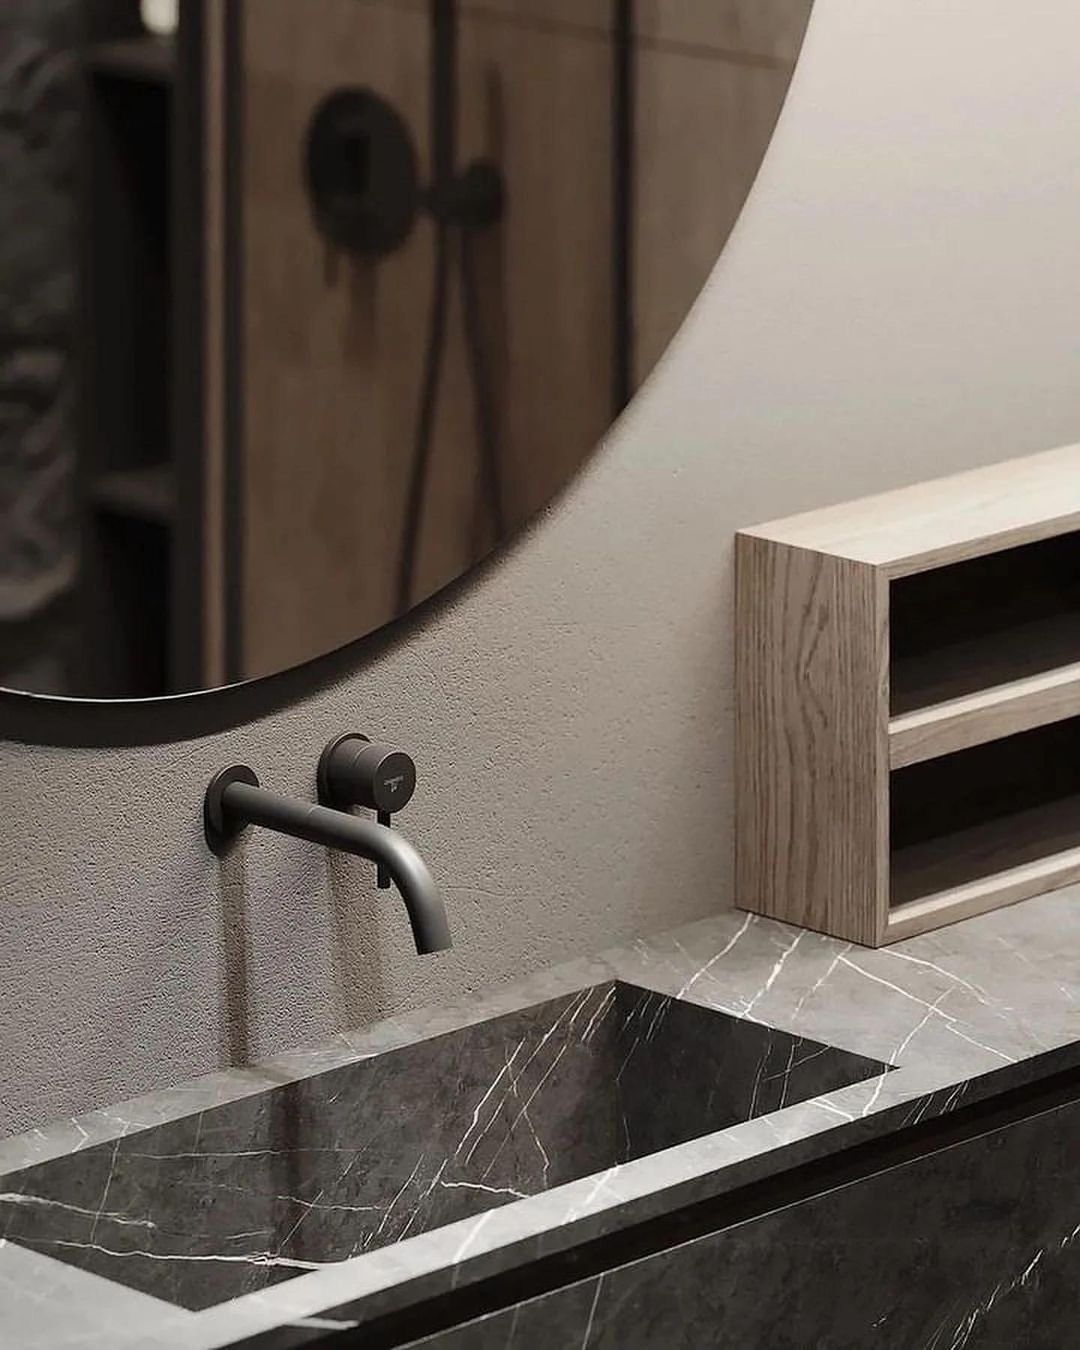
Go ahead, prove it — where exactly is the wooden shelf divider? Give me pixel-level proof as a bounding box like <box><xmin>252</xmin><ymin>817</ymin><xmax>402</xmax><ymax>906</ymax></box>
<box><xmin>889</xmin><ymin>660</ymin><xmax>1080</xmax><ymax>770</ymax></box>
<box><xmin>736</xmin><ymin>442</ymin><xmax>1080</xmax><ymax>946</ymax></box>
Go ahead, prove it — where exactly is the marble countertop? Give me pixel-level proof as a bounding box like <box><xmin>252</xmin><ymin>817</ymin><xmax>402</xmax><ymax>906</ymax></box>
<box><xmin>2</xmin><ymin>889</ymin><xmax>1079</xmax><ymax>1349</ymax></box>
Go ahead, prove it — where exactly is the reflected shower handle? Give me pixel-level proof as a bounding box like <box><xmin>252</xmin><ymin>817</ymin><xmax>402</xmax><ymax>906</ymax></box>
<box><xmin>318</xmin><ymin>734</ymin><xmax>418</xmax><ymax>889</ymax></box>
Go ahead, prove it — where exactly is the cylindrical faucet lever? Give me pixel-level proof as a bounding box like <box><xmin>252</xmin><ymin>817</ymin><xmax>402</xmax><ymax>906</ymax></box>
<box><xmin>318</xmin><ymin>733</ymin><xmax>417</xmax><ymax>889</ymax></box>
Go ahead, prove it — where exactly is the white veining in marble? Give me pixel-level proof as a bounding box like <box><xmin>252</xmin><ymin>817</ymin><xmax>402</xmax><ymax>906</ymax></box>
<box><xmin>2</xmin><ymin>888</ymin><xmax>1080</xmax><ymax>1348</ymax></box>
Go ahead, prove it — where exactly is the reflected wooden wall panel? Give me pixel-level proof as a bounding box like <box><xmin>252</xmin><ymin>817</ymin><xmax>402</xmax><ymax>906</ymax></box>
<box><xmin>637</xmin><ymin>0</ymin><xmax>813</xmax><ymax>63</ymax></box>
<box><xmin>243</xmin><ymin>0</ymin><xmax>433</xmax><ymax>674</ymax></box>
<box><xmin>455</xmin><ymin>12</ymin><xmax>614</xmax><ymax>513</ymax></box>
<box><xmin>238</xmin><ymin>0</ymin><xmax>812</xmax><ymax>680</ymax></box>
<box><xmin>240</xmin><ymin>0</ymin><xmax>613</xmax><ymax>678</ymax></box>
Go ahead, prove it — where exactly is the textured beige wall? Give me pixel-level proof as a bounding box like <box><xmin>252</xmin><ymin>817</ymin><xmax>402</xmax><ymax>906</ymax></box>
<box><xmin>5</xmin><ymin>0</ymin><xmax>1080</xmax><ymax>1137</ymax></box>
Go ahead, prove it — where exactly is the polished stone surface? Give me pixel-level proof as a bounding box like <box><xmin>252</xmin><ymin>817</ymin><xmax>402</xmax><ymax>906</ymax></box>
<box><xmin>0</xmin><ymin>982</ymin><xmax>885</xmax><ymax>1309</ymax></box>
<box><xmin>2</xmin><ymin>888</ymin><xmax>1080</xmax><ymax>1347</ymax></box>
<box><xmin>399</xmin><ymin>1093</ymin><xmax>1080</xmax><ymax>1349</ymax></box>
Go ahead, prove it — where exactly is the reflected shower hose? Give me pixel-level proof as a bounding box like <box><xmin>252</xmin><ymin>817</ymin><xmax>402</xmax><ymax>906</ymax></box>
<box><xmin>396</xmin><ymin>0</ymin><xmax>505</xmax><ymax>615</ymax></box>
<box><xmin>396</xmin><ymin>219</ymin><xmax>452</xmax><ymax>616</ymax></box>
<box><xmin>460</xmin><ymin>224</ymin><xmax>506</xmax><ymax>543</ymax></box>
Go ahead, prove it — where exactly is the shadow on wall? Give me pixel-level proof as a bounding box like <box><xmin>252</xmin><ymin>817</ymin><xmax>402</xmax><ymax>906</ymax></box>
<box><xmin>216</xmin><ymin>837</ymin><xmax>398</xmax><ymax>1055</ymax></box>
<box><xmin>327</xmin><ymin>850</ymin><xmax>389</xmax><ymax>1031</ymax></box>
<box><xmin>218</xmin><ymin>847</ymin><xmax>252</xmax><ymax>1066</ymax></box>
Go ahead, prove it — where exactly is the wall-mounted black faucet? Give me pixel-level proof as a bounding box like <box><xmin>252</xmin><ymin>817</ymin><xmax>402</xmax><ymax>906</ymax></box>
<box><xmin>204</xmin><ymin>759</ymin><xmax>451</xmax><ymax>956</ymax></box>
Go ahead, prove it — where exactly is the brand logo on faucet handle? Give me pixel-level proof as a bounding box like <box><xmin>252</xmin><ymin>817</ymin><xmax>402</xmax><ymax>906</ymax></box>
<box><xmin>383</xmin><ymin>774</ymin><xmax>406</xmax><ymax>794</ymax></box>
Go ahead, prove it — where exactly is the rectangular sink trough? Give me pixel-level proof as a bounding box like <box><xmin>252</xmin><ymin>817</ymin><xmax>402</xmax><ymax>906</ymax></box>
<box><xmin>0</xmin><ymin>982</ymin><xmax>887</xmax><ymax>1310</ymax></box>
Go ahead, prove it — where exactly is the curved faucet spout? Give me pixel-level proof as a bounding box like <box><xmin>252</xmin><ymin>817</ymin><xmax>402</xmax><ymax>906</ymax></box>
<box><xmin>216</xmin><ymin>779</ymin><xmax>451</xmax><ymax>955</ymax></box>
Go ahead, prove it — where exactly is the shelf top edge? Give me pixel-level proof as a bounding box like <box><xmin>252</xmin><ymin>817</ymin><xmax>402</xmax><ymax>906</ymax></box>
<box><xmin>738</xmin><ymin>441</ymin><xmax>1080</xmax><ymax>575</ymax></box>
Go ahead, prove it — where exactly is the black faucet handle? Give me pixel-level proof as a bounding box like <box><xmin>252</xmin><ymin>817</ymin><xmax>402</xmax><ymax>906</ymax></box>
<box><xmin>318</xmin><ymin>733</ymin><xmax>417</xmax><ymax>813</ymax></box>
<box><xmin>318</xmin><ymin>734</ymin><xmax>418</xmax><ymax>890</ymax></box>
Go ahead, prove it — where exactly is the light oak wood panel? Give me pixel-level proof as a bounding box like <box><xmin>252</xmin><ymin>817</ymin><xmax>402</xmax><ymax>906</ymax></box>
<box><xmin>890</xmin><ymin>658</ymin><xmax>1080</xmax><ymax>769</ymax></box>
<box><xmin>741</xmin><ymin>441</ymin><xmax>1080</xmax><ymax>577</ymax></box>
<box><xmin>737</xmin><ymin>442</ymin><xmax>1080</xmax><ymax>945</ymax></box>
<box><xmin>735</xmin><ymin>534</ymin><xmax>889</xmax><ymax>945</ymax></box>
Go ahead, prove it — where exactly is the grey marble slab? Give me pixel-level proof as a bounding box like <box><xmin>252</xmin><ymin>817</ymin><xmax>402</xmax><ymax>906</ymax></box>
<box><xmin>398</xmin><ymin>1085</ymin><xmax>1080</xmax><ymax>1349</ymax></box>
<box><xmin>1</xmin><ymin>887</ymin><xmax>1080</xmax><ymax>1348</ymax></box>
<box><xmin>0</xmin><ymin>983</ymin><xmax>885</xmax><ymax>1311</ymax></box>
<box><xmin>0</xmin><ymin>1239</ymin><xmax>195</xmax><ymax>1350</ymax></box>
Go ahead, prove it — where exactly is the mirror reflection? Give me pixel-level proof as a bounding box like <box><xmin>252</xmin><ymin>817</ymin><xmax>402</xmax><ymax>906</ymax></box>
<box><xmin>0</xmin><ymin>0</ymin><xmax>813</xmax><ymax>700</ymax></box>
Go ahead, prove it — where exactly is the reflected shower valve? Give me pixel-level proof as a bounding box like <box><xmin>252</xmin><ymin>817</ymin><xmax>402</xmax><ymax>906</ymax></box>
<box><xmin>303</xmin><ymin>87</ymin><xmax>504</xmax><ymax>256</ymax></box>
<box><xmin>304</xmin><ymin>88</ymin><xmax>420</xmax><ymax>255</ymax></box>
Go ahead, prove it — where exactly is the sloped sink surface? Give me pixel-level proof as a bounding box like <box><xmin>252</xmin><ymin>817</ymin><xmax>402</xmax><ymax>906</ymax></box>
<box><xmin>0</xmin><ymin>982</ymin><xmax>887</xmax><ymax>1310</ymax></box>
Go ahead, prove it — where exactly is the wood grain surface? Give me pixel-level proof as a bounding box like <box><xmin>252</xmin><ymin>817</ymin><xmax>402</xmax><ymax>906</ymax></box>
<box><xmin>237</xmin><ymin>0</ymin><xmax>808</xmax><ymax>678</ymax></box>
<box><xmin>737</xmin><ymin>442</ymin><xmax>1080</xmax><ymax>945</ymax></box>
<box><xmin>735</xmin><ymin>534</ymin><xmax>888</xmax><ymax>945</ymax></box>
<box><xmin>741</xmin><ymin>442</ymin><xmax>1080</xmax><ymax>577</ymax></box>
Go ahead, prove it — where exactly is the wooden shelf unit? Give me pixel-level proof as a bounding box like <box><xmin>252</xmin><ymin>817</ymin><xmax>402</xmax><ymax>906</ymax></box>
<box><xmin>735</xmin><ymin>442</ymin><xmax>1080</xmax><ymax>946</ymax></box>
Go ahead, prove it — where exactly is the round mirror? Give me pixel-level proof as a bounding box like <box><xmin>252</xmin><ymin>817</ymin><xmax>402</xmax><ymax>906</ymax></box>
<box><xmin>1</xmin><ymin>0</ymin><xmax>814</xmax><ymax>701</ymax></box>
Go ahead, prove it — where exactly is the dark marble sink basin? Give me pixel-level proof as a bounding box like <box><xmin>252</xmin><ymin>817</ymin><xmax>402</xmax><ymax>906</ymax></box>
<box><xmin>0</xmin><ymin>982</ymin><xmax>887</xmax><ymax>1310</ymax></box>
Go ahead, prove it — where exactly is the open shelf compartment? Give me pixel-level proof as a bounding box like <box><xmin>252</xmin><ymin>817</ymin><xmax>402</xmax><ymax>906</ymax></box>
<box><xmin>889</xmin><ymin>530</ymin><xmax>1080</xmax><ymax>768</ymax></box>
<box><xmin>888</xmin><ymin>719</ymin><xmax>1080</xmax><ymax>940</ymax></box>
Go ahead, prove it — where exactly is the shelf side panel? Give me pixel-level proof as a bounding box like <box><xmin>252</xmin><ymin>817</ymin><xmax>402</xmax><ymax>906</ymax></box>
<box><xmin>735</xmin><ymin>535</ymin><xmax>888</xmax><ymax>945</ymax></box>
